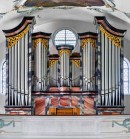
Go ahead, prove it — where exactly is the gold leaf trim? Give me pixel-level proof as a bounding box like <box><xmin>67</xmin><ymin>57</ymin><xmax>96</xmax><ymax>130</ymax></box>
<box><xmin>81</xmin><ymin>38</ymin><xmax>96</xmax><ymax>48</ymax></box>
<box><xmin>49</xmin><ymin>60</ymin><xmax>58</xmax><ymax>68</ymax></box>
<box><xmin>7</xmin><ymin>25</ymin><xmax>30</xmax><ymax>48</ymax></box>
<box><xmin>100</xmin><ymin>26</ymin><xmax>121</xmax><ymax>48</ymax></box>
<box><xmin>72</xmin><ymin>60</ymin><xmax>80</xmax><ymax>68</ymax></box>
<box><xmin>59</xmin><ymin>49</ymin><xmax>71</xmax><ymax>57</ymax></box>
<box><xmin>33</xmin><ymin>38</ymin><xmax>49</xmax><ymax>49</ymax></box>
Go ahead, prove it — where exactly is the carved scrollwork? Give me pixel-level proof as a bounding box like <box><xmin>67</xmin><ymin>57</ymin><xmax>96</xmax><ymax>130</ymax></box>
<box><xmin>59</xmin><ymin>49</ymin><xmax>71</xmax><ymax>57</ymax></box>
<box><xmin>100</xmin><ymin>25</ymin><xmax>121</xmax><ymax>48</ymax></box>
<box><xmin>33</xmin><ymin>38</ymin><xmax>49</xmax><ymax>49</ymax></box>
<box><xmin>49</xmin><ymin>60</ymin><xmax>58</xmax><ymax>68</ymax></box>
<box><xmin>72</xmin><ymin>60</ymin><xmax>80</xmax><ymax>68</ymax></box>
<box><xmin>81</xmin><ymin>38</ymin><xmax>96</xmax><ymax>48</ymax></box>
<box><xmin>7</xmin><ymin>25</ymin><xmax>30</xmax><ymax>48</ymax></box>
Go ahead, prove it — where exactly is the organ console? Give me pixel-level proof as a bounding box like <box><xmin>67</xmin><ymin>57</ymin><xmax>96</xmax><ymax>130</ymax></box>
<box><xmin>2</xmin><ymin>16</ymin><xmax>126</xmax><ymax>115</ymax></box>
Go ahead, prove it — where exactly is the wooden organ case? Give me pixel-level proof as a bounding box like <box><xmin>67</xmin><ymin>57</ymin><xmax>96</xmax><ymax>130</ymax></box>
<box><xmin>3</xmin><ymin>16</ymin><xmax>126</xmax><ymax>115</ymax></box>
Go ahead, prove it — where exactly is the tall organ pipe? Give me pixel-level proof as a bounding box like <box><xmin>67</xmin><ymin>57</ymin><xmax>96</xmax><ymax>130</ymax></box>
<box><xmin>79</xmin><ymin>32</ymin><xmax>97</xmax><ymax>91</ymax></box>
<box><xmin>32</xmin><ymin>32</ymin><xmax>51</xmax><ymax>91</ymax></box>
<box><xmin>24</xmin><ymin>32</ymin><xmax>28</xmax><ymax>105</ymax></box>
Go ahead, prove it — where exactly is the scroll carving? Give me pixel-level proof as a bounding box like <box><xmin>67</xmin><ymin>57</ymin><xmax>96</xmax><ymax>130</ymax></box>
<box><xmin>100</xmin><ymin>25</ymin><xmax>121</xmax><ymax>48</ymax></box>
<box><xmin>33</xmin><ymin>38</ymin><xmax>49</xmax><ymax>49</ymax></box>
<box><xmin>72</xmin><ymin>60</ymin><xmax>80</xmax><ymax>68</ymax></box>
<box><xmin>59</xmin><ymin>49</ymin><xmax>71</xmax><ymax>57</ymax></box>
<box><xmin>81</xmin><ymin>38</ymin><xmax>96</xmax><ymax>48</ymax></box>
<box><xmin>7</xmin><ymin>25</ymin><xmax>30</xmax><ymax>48</ymax></box>
<box><xmin>49</xmin><ymin>60</ymin><xmax>58</xmax><ymax>68</ymax></box>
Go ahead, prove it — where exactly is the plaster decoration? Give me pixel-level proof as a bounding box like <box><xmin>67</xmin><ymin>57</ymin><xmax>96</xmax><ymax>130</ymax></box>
<box><xmin>124</xmin><ymin>13</ymin><xmax>130</xmax><ymax>19</ymax></box>
<box><xmin>87</xmin><ymin>0</ymin><xmax>116</xmax><ymax>13</ymax></box>
<box><xmin>0</xmin><ymin>119</ymin><xmax>15</xmax><ymax>129</ymax></box>
<box><xmin>88</xmin><ymin>0</ymin><xmax>130</xmax><ymax>20</ymax></box>
<box><xmin>0</xmin><ymin>13</ymin><xmax>7</xmax><ymax>19</ymax></box>
<box><xmin>52</xmin><ymin>6</ymin><xmax>75</xmax><ymax>10</ymax></box>
<box><xmin>112</xmin><ymin>118</ymin><xmax>130</xmax><ymax>133</ymax></box>
<box><xmin>17</xmin><ymin>6</ymin><xmax>43</xmax><ymax>14</ymax></box>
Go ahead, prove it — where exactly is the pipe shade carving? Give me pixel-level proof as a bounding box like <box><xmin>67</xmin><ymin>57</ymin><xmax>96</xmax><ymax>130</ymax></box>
<box><xmin>100</xmin><ymin>26</ymin><xmax>121</xmax><ymax>48</ymax></box>
<box><xmin>33</xmin><ymin>38</ymin><xmax>49</xmax><ymax>49</ymax></box>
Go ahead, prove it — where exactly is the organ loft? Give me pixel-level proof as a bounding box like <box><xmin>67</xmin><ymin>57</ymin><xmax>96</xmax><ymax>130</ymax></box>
<box><xmin>2</xmin><ymin>16</ymin><xmax>126</xmax><ymax>115</ymax></box>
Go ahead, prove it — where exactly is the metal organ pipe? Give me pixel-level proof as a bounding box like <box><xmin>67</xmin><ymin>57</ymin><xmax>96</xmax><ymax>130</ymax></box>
<box><xmin>14</xmin><ymin>43</ymin><xmax>17</xmax><ymax>106</ymax></box>
<box><xmin>57</xmin><ymin>46</ymin><xmax>73</xmax><ymax>87</ymax></box>
<box><xmin>11</xmin><ymin>45</ymin><xmax>14</xmax><ymax>105</ymax></box>
<box><xmin>118</xmin><ymin>48</ymin><xmax>121</xmax><ymax>105</ymax></box>
<box><xmin>8</xmin><ymin>48</ymin><xmax>12</xmax><ymax>105</ymax></box>
<box><xmin>108</xmin><ymin>39</ymin><xmax>112</xmax><ymax>106</ymax></box>
<box><xmin>21</xmin><ymin>37</ymin><xmax>24</xmax><ymax>106</ymax></box>
<box><xmin>24</xmin><ymin>32</ymin><xmax>28</xmax><ymax>105</ymax></box>
<box><xmin>32</xmin><ymin>33</ymin><xmax>51</xmax><ymax>91</ymax></box>
<box><xmin>17</xmin><ymin>40</ymin><xmax>21</xmax><ymax>106</ymax></box>
<box><xmin>80</xmin><ymin>35</ymin><xmax>97</xmax><ymax>91</ymax></box>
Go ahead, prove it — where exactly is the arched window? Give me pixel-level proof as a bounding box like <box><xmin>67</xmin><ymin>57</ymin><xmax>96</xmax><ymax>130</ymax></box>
<box><xmin>123</xmin><ymin>58</ymin><xmax>130</xmax><ymax>94</ymax></box>
<box><xmin>0</xmin><ymin>60</ymin><xmax>6</xmax><ymax>94</ymax></box>
<box><xmin>53</xmin><ymin>28</ymin><xmax>77</xmax><ymax>47</ymax></box>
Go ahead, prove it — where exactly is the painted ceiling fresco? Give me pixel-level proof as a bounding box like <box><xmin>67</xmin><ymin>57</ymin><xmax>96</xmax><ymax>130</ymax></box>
<box><xmin>24</xmin><ymin>0</ymin><xmax>105</xmax><ymax>7</ymax></box>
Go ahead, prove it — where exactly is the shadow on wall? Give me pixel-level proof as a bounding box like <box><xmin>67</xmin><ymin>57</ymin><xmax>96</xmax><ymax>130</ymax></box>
<box><xmin>0</xmin><ymin>94</ymin><xmax>5</xmax><ymax>114</ymax></box>
<box><xmin>124</xmin><ymin>95</ymin><xmax>130</xmax><ymax>114</ymax></box>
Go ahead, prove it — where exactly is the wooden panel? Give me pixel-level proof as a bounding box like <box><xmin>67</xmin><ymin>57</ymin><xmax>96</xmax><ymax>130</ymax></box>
<box><xmin>73</xmin><ymin>108</ymin><xmax>80</xmax><ymax>115</ymax></box>
<box><xmin>57</xmin><ymin>108</ymin><xmax>73</xmax><ymax>116</ymax></box>
<box><xmin>49</xmin><ymin>108</ymin><xmax>56</xmax><ymax>115</ymax></box>
<box><xmin>49</xmin><ymin>107</ymin><xmax>80</xmax><ymax>116</ymax></box>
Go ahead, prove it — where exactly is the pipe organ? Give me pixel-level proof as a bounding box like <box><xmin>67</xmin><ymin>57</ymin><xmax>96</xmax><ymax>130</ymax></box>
<box><xmin>3</xmin><ymin>16</ymin><xmax>126</xmax><ymax>115</ymax></box>
<box><xmin>95</xmin><ymin>17</ymin><xmax>126</xmax><ymax>114</ymax></box>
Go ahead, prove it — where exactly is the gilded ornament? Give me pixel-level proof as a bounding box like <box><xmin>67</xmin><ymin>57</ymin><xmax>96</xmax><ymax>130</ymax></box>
<box><xmin>81</xmin><ymin>38</ymin><xmax>96</xmax><ymax>48</ymax></box>
<box><xmin>7</xmin><ymin>25</ymin><xmax>30</xmax><ymax>48</ymax></box>
<box><xmin>100</xmin><ymin>26</ymin><xmax>121</xmax><ymax>48</ymax></box>
<box><xmin>72</xmin><ymin>60</ymin><xmax>80</xmax><ymax>68</ymax></box>
<box><xmin>59</xmin><ymin>49</ymin><xmax>71</xmax><ymax>57</ymax></box>
<box><xmin>49</xmin><ymin>60</ymin><xmax>58</xmax><ymax>68</ymax></box>
<box><xmin>33</xmin><ymin>38</ymin><xmax>48</xmax><ymax>49</ymax></box>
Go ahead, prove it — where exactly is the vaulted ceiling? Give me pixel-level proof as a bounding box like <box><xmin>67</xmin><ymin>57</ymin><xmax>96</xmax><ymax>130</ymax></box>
<box><xmin>0</xmin><ymin>0</ymin><xmax>130</xmax><ymax>44</ymax></box>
